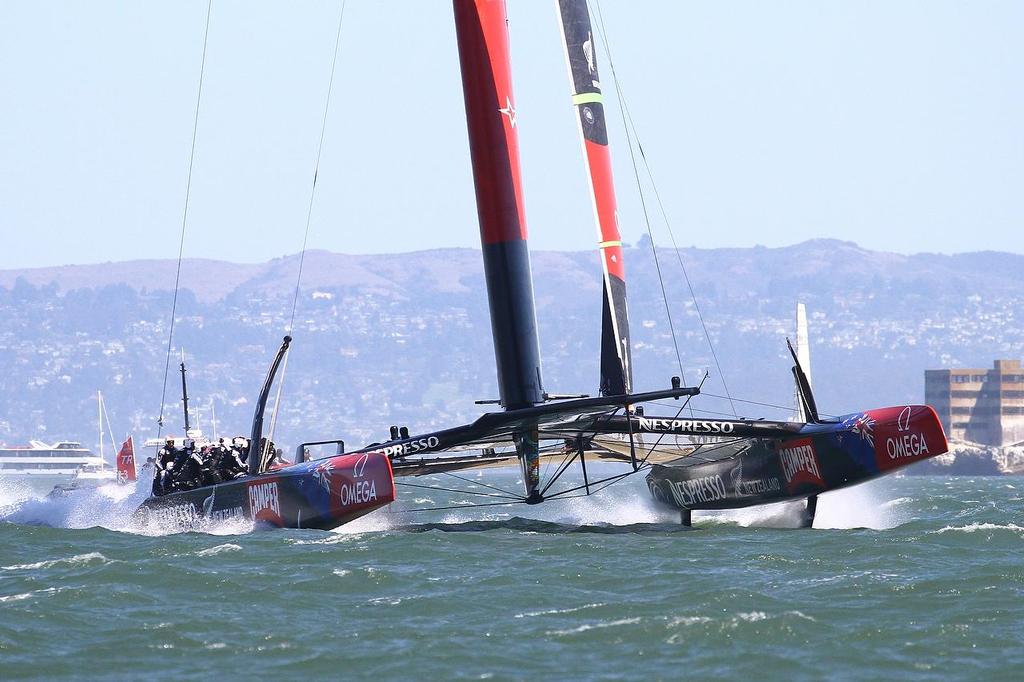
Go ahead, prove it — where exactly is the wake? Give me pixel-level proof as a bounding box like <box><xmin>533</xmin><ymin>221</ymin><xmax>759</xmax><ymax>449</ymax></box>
<box><xmin>337</xmin><ymin>474</ymin><xmax>907</xmax><ymax>535</ymax></box>
<box><xmin>0</xmin><ymin>468</ymin><xmax>906</xmax><ymax>536</ymax></box>
<box><xmin>0</xmin><ymin>477</ymin><xmax>250</xmax><ymax>536</ymax></box>
<box><xmin>700</xmin><ymin>477</ymin><xmax>905</xmax><ymax>530</ymax></box>
<box><xmin>0</xmin><ymin>477</ymin><xmax>149</xmax><ymax>531</ymax></box>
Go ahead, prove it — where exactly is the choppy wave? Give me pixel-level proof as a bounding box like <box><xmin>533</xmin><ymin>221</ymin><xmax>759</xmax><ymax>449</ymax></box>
<box><xmin>515</xmin><ymin>602</ymin><xmax>605</xmax><ymax>619</ymax></box>
<box><xmin>395</xmin><ymin>516</ymin><xmax>691</xmax><ymax>535</ymax></box>
<box><xmin>0</xmin><ymin>586</ymin><xmax>66</xmax><ymax>604</ymax></box>
<box><xmin>546</xmin><ymin>616</ymin><xmax>644</xmax><ymax>637</ymax></box>
<box><xmin>932</xmin><ymin>522</ymin><xmax>1024</xmax><ymax>535</ymax></box>
<box><xmin>1</xmin><ymin>476</ymin><xmax>1023</xmax><ymax>678</ymax></box>
<box><xmin>2</xmin><ymin>551</ymin><xmax>111</xmax><ymax>571</ymax></box>
<box><xmin>193</xmin><ymin>543</ymin><xmax>243</xmax><ymax>556</ymax></box>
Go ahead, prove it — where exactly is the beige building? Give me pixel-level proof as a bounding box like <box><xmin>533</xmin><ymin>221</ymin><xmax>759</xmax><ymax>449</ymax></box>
<box><xmin>925</xmin><ymin>359</ymin><xmax>1024</xmax><ymax>446</ymax></box>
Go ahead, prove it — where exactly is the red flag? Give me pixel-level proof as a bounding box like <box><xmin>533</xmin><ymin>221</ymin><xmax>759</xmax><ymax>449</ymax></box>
<box><xmin>116</xmin><ymin>436</ymin><xmax>136</xmax><ymax>483</ymax></box>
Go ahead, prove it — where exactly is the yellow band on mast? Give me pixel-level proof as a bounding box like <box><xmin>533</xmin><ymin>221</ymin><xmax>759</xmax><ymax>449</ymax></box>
<box><xmin>572</xmin><ymin>92</ymin><xmax>603</xmax><ymax>106</ymax></box>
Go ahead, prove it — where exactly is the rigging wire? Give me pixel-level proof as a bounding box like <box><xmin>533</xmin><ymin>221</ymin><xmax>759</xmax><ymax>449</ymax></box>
<box><xmin>265</xmin><ymin>0</ymin><xmax>348</xmax><ymax>450</ymax></box>
<box><xmin>538</xmin><ymin>406</ymin><xmax>633</xmax><ymax>498</ymax></box>
<box><xmin>590</xmin><ymin>2</ymin><xmax>685</xmax><ymax>387</ymax></box>
<box><xmin>552</xmin><ymin>394</ymin><xmax>697</xmax><ymax>501</ymax></box>
<box><xmin>287</xmin><ymin>0</ymin><xmax>347</xmax><ymax>335</ymax></box>
<box><xmin>157</xmin><ymin>0</ymin><xmax>213</xmax><ymax>439</ymax></box>
<box><xmin>542</xmin><ymin>394</ymin><xmax>693</xmax><ymax>501</ymax></box>
<box><xmin>701</xmin><ymin>392</ymin><xmax>836</xmax><ymax>419</ymax></box>
<box><xmin>650</xmin><ymin>395</ymin><xmax>837</xmax><ymax>420</ymax></box>
<box><xmin>648</xmin><ymin>182</ymin><xmax>737</xmax><ymax>416</ymax></box>
<box><xmin>393</xmin><ymin>402</ymin><xmax>696</xmax><ymax>509</ymax></box>
<box><xmin>399</xmin><ymin>500</ymin><xmax>523</xmax><ymax>514</ymax></box>
<box><xmin>439</xmin><ymin>469</ymin><xmax>524</xmax><ymax>500</ymax></box>
<box><xmin>591</xmin><ymin>0</ymin><xmax>738</xmax><ymax>417</ymax></box>
<box><xmin>395</xmin><ymin>480</ymin><xmax>522</xmax><ymax>502</ymax></box>
<box><xmin>543</xmin><ymin>470</ymin><xmax>635</xmax><ymax>500</ymax></box>
<box><xmin>539</xmin><ymin>446</ymin><xmax>580</xmax><ymax>497</ymax></box>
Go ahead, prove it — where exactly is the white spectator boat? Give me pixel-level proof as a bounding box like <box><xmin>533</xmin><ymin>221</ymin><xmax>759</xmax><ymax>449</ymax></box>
<box><xmin>0</xmin><ymin>440</ymin><xmax>116</xmax><ymax>493</ymax></box>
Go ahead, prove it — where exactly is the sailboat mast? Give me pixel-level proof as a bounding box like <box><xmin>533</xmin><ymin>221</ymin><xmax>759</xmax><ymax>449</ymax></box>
<box><xmin>453</xmin><ymin>0</ymin><xmax>544</xmax><ymax>411</ymax></box>
<box><xmin>454</xmin><ymin>0</ymin><xmax>545</xmax><ymax>502</ymax></box>
<box><xmin>554</xmin><ymin>0</ymin><xmax>632</xmax><ymax>396</ymax></box>
<box><xmin>180</xmin><ymin>357</ymin><xmax>191</xmax><ymax>434</ymax></box>
<box><xmin>97</xmin><ymin>390</ymin><xmax>104</xmax><ymax>467</ymax></box>
<box><xmin>99</xmin><ymin>390</ymin><xmax>118</xmax><ymax>470</ymax></box>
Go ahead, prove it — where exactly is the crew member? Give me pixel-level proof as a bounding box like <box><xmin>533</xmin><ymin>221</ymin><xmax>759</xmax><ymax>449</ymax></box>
<box><xmin>153</xmin><ymin>438</ymin><xmax>177</xmax><ymax>496</ymax></box>
<box><xmin>218</xmin><ymin>438</ymin><xmax>247</xmax><ymax>480</ymax></box>
<box><xmin>197</xmin><ymin>444</ymin><xmax>219</xmax><ymax>486</ymax></box>
<box><xmin>170</xmin><ymin>438</ymin><xmax>203</xmax><ymax>491</ymax></box>
<box><xmin>232</xmin><ymin>437</ymin><xmax>250</xmax><ymax>465</ymax></box>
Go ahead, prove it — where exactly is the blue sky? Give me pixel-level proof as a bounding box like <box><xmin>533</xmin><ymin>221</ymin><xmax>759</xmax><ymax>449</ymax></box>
<box><xmin>1</xmin><ymin>0</ymin><xmax>1021</xmax><ymax>269</ymax></box>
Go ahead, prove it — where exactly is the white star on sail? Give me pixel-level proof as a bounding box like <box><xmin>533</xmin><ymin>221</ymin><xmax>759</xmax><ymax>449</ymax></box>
<box><xmin>499</xmin><ymin>96</ymin><xmax>517</xmax><ymax>128</ymax></box>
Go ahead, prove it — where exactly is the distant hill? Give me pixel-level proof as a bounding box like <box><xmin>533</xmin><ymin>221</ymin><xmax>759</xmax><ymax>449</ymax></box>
<box><xmin>1</xmin><ymin>240</ymin><xmax>1021</xmax><ymax>452</ymax></box>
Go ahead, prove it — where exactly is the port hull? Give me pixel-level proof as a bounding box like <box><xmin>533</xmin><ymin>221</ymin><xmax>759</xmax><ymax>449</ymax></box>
<box><xmin>138</xmin><ymin>452</ymin><xmax>395</xmax><ymax>531</ymax></box>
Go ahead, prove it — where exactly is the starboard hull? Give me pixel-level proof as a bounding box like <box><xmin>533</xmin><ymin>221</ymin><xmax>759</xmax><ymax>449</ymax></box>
<box><xmin>646</xmin><ymin>405</ymin><xmax>948</xmax><ymax>512</ymax></box>
<box><xmin>137</xmin><ymin>452</ymin><xmax>395</xmax><ymax>531</ymax></box>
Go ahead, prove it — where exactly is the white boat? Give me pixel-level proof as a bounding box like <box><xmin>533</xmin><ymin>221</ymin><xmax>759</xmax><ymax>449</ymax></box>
<box><xmin>1</xmin><ymin>390</ymin><xmax>122</xmax><ymax>494</ymax></box>
<box><xmin>0</xmin><ymin>440</ymin><xmax>116</xmax><ymax>493</ymax></box>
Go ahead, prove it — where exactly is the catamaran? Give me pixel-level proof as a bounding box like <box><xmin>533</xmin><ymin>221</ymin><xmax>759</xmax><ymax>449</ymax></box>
<box><xmin>136</xmin><ymin>0</ymin><xmax>947</xmax><ymax>531</ymax></box>
<box><xmin>549</xmin><ymin>0</ymin><xmax>948</xmax><ymax>526</ymax></box>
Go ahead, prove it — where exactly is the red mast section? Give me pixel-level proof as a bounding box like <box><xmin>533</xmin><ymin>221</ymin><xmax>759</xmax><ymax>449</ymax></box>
<box><xmin>454</xmin><ymin>0</ymin><xmax>526</xmax><ymax>246</ymax></box>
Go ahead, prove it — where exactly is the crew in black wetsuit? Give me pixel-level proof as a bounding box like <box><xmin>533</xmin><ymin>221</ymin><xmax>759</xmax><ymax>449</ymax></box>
<box><xmin>226</xmin><ymin>437</ymin><xmax>250</xmax><ymax>471</ymax></box>
<box><xmin>197</xmin><ymin>445</ymin><xmax>219</xmax><ymax>486</ymax></box>
<box><xmin>216</xmin><ymin>438</ymin><xmax>247</xmax><ymax>480</ymax></box>
<box><xmin>170</xmin><ymin>438</ymin><xmax>203</xmax><ymax>491</ymax></box>
<box><xmin>153</xmin><ymin>439</ymin><xmax>178</xmax><ymax>496</ymax></box>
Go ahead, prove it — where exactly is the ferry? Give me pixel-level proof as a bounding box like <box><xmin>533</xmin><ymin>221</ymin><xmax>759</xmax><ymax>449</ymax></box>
<box><xmin>0</xmin><ymin>440</ymin><xmax>116</xmax><ymax>493</ymax></box>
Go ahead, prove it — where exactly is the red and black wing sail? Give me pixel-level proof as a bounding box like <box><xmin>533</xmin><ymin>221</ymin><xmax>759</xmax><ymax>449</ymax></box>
<box><xmin>556</xmin><ymin>0</ymin><xmax>632</xmax><ymax>397</ymax></box>
<box><xmin>454</xmin><ymin>0</ymin><xmax>544</xmax><ymax>411</ymax></box>
<box><xmin>454</xmin><ymin>0</ymin><xmax>546</xmax><ymax>500</ymax></box>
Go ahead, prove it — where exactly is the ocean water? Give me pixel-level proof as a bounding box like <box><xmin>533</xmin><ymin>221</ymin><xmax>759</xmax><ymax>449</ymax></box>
<box><xmin>1</xmin><ymin>470</ymin><xmax>1022</xmax><ymax>680</ymax></box>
